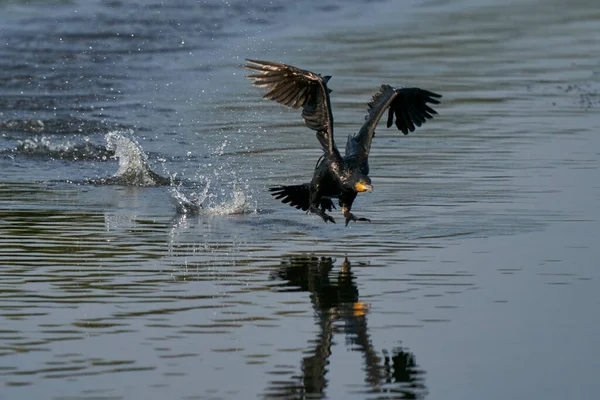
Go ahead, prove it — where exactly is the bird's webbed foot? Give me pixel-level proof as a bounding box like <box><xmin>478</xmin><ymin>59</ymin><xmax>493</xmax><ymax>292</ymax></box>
<box><xmin>343</xmin><ymin>208</ymin><xmax>370</xmax><ymax>227</ymax></box>
<box><xmin>309</xmin><ymin>206</ymin><xmax>336</xmax><ymax>224</ymax></box>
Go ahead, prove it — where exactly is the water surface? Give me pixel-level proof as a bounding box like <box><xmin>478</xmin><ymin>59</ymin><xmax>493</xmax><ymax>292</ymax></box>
<box><xmin>1</xmin><ymin>0</ymin><xmax>599</xmax><ymax>399</ymax></box>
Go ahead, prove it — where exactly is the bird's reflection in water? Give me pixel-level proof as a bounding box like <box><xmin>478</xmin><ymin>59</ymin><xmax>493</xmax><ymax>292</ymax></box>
<box><xmin>265</xmin><ymin>256</ymin><xmax>426</xmax><ymax>399</ymax></box>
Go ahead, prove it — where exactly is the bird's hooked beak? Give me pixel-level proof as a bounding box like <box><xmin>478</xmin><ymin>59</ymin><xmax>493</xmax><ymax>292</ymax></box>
<box><xmin>355</xmin><ymin>182</ymin><xmax>373</xmax><ymax>193</ymax></box>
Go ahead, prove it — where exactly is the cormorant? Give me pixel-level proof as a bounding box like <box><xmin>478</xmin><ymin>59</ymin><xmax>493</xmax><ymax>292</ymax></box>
<box><xmin>246</xmin><ymin>59</ymin><xmax>441</xmax><ymax>225</ymax></box>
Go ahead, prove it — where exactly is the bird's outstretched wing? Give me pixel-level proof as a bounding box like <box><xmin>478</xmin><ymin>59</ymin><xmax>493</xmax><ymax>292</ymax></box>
<box><xmin>269</xmin><ymin>184</ymin><xmax>335</xmax><ymax>212</ymax></box>
<box><xmin>245</xmin><ymin>59</ymin><xmax>339</xmax><ymax>158</ymax></box>
<box><xmin>348</xmin><ymin>85</ymin><xmax>441</xmax><ymax>157</ymax></box>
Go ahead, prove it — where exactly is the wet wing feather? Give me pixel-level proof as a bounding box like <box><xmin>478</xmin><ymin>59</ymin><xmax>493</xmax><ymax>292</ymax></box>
<box><xmin>269</xmin><ymin>185</ymin><xmax>335</xmax><ymax>212</ymax></box>
<box><xmin>246</xmin><ymin>59</ymin><xmax>338</xmax><ymax>157</ymax></box>
<box><xmin>350</xmin><ymin>85</ymin><xmax>441</xmax><ymax>156</ymax></box>
<box><xmin>270</xmin><ymin>185</ymin><xmax>308</xmax><ymax>210</ymax></box>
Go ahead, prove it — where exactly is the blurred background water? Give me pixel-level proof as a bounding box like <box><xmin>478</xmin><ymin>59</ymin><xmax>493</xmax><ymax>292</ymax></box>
<box><xmin>1</xmin><ymin>0</ymin><xmax>599</xmax><ymax>399</ymax></box>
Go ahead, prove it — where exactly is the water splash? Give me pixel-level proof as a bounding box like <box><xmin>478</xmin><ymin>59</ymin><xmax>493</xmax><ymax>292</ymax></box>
<box><xmin>1</xmin><ymin>117</ymin><xmax>118</xmax><ymax>135</ymax></box>
<box><xmin>1</xmin><ymin>118</ymin><xmax>45</xmax><ymax>133</ymax></box>
<box><xmin>15</xmin><ymin>136</ymin><xmax>111</xmax><ymax>161</ymax></box>
<box><xmin>170</xmin><ymin>136</ymin><xmax>256</xmax><ymax>215</ymax></box>
<box><xmin>91</xmin><ymin>130</ymin><xmax>172</xmax><ymax>186</ymax></box>
<box><xmin>170</xmin><ymin>183</ymin><xmax>252</xmax><ymax>215</ymax></box>
<box><xmin>87</xmin><ymin>130</ymin><xmax>255</xmax><ymax>215</ymax></box>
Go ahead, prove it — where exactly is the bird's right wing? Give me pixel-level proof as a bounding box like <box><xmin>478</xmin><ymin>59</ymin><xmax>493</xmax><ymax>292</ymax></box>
<box><xmin>246</xmin><ymin>59</ymin><xmax>340</xmax><ymax>158</ymax></box>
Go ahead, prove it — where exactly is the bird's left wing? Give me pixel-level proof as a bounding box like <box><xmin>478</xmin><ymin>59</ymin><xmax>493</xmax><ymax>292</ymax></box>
<box><xmin>269</xmin><ymin>184</ymin><xmax>335</xmax><ymax>212</ymax></box>
<box><xmin>246</xmin><ymin>59</ymin><xmax>340</xmax><ymax>158</ymax></box>
<box><xmin>348</xmin><ymin>85</ymin><xmax>441</xmax><ymax>157</ymax></box>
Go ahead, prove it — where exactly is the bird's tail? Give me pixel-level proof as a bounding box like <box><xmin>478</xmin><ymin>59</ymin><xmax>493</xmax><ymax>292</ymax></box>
<box><xmin>269</xmin><ymin>184</ymin><xmax>335</xmax><ymax>212</ymax></box>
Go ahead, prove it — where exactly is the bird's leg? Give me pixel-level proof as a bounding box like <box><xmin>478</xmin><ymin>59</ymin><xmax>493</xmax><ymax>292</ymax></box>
<box><xmin>309</xmin><ymin>206</ymin><xmax>336</xmax><ymax>224</ymax></box>
<box><xmin>308</xmin><ymin>189</ymin><xmax>335</xmax><ymax>223</ymax></box>
<box><xmin>342</xmin><ymin>206</ymin><xmax>370</xmax><ymax>227</ymax></box>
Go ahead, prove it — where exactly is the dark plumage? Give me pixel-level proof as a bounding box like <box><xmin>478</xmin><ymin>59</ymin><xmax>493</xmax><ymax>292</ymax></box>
<box><xmin>246</xmin><ymin>59</ymin><xmax>441</xmax><ymax>225</ymax></box>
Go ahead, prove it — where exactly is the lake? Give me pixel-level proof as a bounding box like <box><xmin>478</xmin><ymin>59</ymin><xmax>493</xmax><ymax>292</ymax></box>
<box><xmin>1</xmin><ymin>0</ymin><xmax>599</xmax><ymax>399</ymax></box>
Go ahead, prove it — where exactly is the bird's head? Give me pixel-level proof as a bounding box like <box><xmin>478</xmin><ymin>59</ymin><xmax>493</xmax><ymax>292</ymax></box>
<box><xmin>353</xmin><ymin>175</ymin><xmax>373</xmax><ymax>193</ymax></box>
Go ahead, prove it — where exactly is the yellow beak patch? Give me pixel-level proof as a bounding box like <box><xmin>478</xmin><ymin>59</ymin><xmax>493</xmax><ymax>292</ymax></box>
<box><xmin>355</xmin><ymin>182</ymin><xmax>373</xmax><ymax>192</ymax></box>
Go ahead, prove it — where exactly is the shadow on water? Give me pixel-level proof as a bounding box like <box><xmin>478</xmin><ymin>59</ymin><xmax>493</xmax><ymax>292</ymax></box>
<box><xmin>265</xmin><ymin>256</ymin><xmax>426</xmax><ymax>399</ymax></box>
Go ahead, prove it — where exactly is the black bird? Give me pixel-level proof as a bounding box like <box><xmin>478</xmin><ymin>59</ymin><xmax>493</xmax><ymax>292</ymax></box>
<box><xmin>246</xmin><ymin>59</ymin><xmax>441</xmax><ymax>225</ymax></box>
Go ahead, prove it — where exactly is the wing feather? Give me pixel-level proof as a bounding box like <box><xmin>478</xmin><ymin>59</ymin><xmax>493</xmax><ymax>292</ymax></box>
<box><xmin>269</xmin><ymin>185</ymin><xmax>335</xmax><ymax>212</ymax></box>
<box><xmin>349</xmin><ymin>85</ymin><xmax>441</xmax><ymax>157</ymax></box>
<box><xmin>246</xmin><ymin>59</ymin><xmax>340</xmax><ymax>158</ymax></box>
